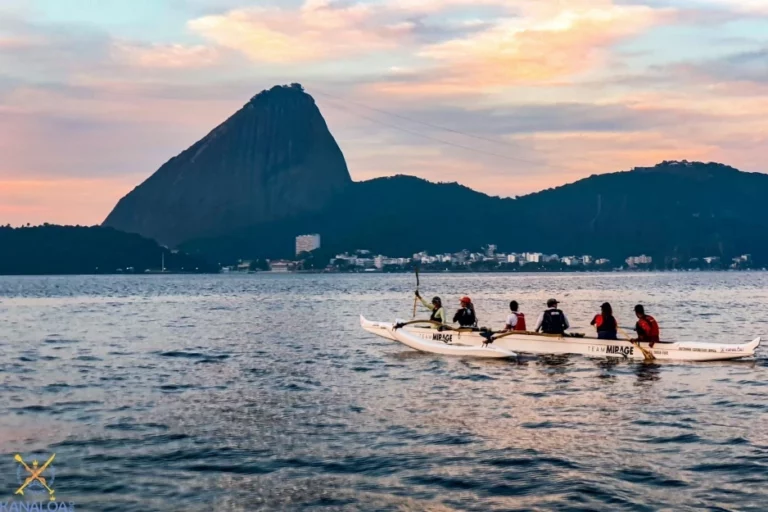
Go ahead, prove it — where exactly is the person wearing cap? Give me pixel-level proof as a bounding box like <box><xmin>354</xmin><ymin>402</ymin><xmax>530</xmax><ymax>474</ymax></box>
<box><xmin>590</xmin><ymin>302</ymin><xmax>618</xmax><ymax>340</ymax></box>
<box><xmin>415</xmin><ymin>291</ymin><xmax>448</xmax><ymax>325</ymax></box>
<box><xmin>504</xmin><ymin>300</ymin><xmax>527</xmax><ymax>332</ymax></box>
<box><xmin>535</xmin><ymin>298</ymin><xmax>570</xmax><ymax>335</ymax></box>
<box><xmin>453</xmin><ymin>296</ymin><xmax>477</xmax><ymax>328</ymax></box>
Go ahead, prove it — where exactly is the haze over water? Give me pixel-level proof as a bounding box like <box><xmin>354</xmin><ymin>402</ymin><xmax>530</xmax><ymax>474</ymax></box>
<box><xmin>0</xmin><ymin>273</ymin><xmax>766</xmax><ymax>511</ymax></box>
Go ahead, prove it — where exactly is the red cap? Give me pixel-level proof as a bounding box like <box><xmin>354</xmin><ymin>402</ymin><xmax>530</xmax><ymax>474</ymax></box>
<box><xmin>460</xmin><ymin>296</ymin><xmax>471</xmax><ymax>304</ymax></box>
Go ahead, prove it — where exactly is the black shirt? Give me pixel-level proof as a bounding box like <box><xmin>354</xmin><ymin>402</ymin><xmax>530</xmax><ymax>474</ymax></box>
<box><xmin>453</xmin><ymin>307</ymin><xmax>476</xmax><ymax>327</ymax></box>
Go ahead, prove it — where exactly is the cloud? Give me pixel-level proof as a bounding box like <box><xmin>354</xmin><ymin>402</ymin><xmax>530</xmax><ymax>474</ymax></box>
<box><xmin>111</xmin><ymin>42</ymin><xmax>220</xmax><ymax>69</ymax></box>
<box><xmin>372</xmin><ymin>1</ymin><xmax>670</xmax><ymax>95</ymax></box>
<box><xmin>188</xmin><ymin>0</ymin><xmax>412</xmax><ymax>63</ymax></box>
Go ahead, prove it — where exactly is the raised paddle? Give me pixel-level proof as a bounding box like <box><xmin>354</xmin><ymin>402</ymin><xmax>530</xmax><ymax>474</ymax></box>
<box><xmin>618</xmin><ymin>326</ymin><xmax>655</xmax><ymax>361</ymax></box>
<box><xmin>412</xmin><ymin>266</ymin><xmax>420</xmax><ymax>319</ymax></box>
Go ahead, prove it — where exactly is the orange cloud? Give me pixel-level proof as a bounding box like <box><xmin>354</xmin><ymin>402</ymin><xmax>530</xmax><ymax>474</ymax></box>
<box><xmin>373</xmin><ymin>1</ymin><xmax>667</xmax><ymax>95</ymax></box>
<box><xmin>111</xmin><ymin>42</ymin><xmax>220</xmax><ymax>69</ymax></box>
<box><xmin>188</xmin><ymin>0</ymin><xmax>411</xmax><ymax>64</ymax></box>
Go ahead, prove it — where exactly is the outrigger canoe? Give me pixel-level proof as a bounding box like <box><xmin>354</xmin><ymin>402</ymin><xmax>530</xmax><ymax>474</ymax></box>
<box><xmin>360</xmin><ymin>316</ymin><xmax>762</xmax><ymax>362</ymax></box>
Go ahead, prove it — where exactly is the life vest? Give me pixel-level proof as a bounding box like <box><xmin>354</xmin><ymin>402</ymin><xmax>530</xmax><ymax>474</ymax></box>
<box><xmin>512</xmin><ymin>312</ymin><xmax>527</xmax><ymax>331</ymax></box>
<box><xmin>430</xmin><ymin>307</ymin><xmax>444</xmax><ymax>323</ymax></box>
<box><xmin>637</xmin><ymin>315</ymin><xmax>660</xmax><ymax>343</ymax></box>
<box><xmin>594</xmin><ymin>314</ymin><xmax>616</xmax><ymax>331</ymax></box>
<box><xmin>541</xmin><ymin>308</ymin><xmax>567</xmax><ymax>335</ymax></box>
<box><xmin>454</xmin><ymin>306</ymin><xmax>476</xmax><ymax>327</ymax></box>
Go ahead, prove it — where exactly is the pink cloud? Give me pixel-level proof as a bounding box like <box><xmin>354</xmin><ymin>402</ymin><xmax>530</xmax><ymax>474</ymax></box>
<box><xmin>188</xmin><ymin>0</ymin><xmax>412</xmax><ymax>64</ymax></box>
<box><xmin>111</xmin><ymin>42</ymin><xmax>220</xmax><ymax>69</ymax></box>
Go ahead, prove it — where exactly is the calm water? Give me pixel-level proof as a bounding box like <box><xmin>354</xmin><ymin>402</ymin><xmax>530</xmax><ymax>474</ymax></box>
<box><xmin>0</xmin><ymin>272</ymin><xmax>766</xmax><ymax>511</ymax></box>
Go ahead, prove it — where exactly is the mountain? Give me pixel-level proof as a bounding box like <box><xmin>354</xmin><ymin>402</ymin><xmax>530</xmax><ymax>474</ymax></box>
<box><xmin>180</xmin><ymin>161</ymin><xmax>768</xmax><ymax>265</ymax></box>
<box><xmin>103</xmin><ymin>83</ymin><xmax>351</xmax><ymax>246</ymax></box>
<box><xmin>0</xmin><ymin>225</ymin><xmax>217</xmax><ymax>275</ymax></box>
<box><xmin>100</xmin><ymin>83</ymin><xmax>768</xmax><ymax>265</ymax></box>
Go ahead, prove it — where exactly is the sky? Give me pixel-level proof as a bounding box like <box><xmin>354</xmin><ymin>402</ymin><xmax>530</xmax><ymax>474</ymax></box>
<box><xmin>2</xmin><ymin>0</ymin><xmax>768</xmax><ymax>226</ymax></box>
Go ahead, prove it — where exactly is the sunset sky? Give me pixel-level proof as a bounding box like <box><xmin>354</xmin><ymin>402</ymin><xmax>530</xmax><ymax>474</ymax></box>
<box><xmin>2</xmin><ymin>0</ymin><xmax>768</xmax><ymax>226</ymax></box>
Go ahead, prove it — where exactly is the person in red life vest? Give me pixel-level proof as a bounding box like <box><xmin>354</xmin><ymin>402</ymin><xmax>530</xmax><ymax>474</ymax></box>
<box><xmin>590</xmin><ymin>302</ymin><xmax>618</xmax><ymax>340</ymax></box>
<box><xmin>632</xmin><ymin>304</ymin><xmax>660</xmax><ymax>347</ymax></box>
<box><xmin>453</xmin><ymin>296</ymin><xmax>477</xmax><ymax>328</ymax></box>
<box><xmin>504</xmin><ymin>300</ymin><xmax>527</xmax><ymax>331</ymax></box>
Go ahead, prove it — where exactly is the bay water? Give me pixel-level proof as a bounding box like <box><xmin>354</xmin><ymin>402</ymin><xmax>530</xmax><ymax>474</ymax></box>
<box><xmin>0</xmin><ymin>273</ymin><xmax>766</xmax><ymax>511</ymax></box>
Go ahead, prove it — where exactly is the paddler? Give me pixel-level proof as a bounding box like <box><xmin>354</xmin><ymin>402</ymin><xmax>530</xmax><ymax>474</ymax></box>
<box><xmin>415</xmin><ymin>291</ymin><xmax>447</xmax><ymax>325</ymax></box>
<box><xmin>453</xmin><ymin>296</ymin><xmax>477</xmax><ymax>328</ymax></box>
<box><xmin>535</xmin><ymin>298</ymin><xmax>570</xmax><ymax>335</ymax></box>
<box><xmin>590</xmin><ymin>302</ymin><xmax>618</xmax><ymax>339</ymax></box>
<box><xmin>632</xmin><ymin>304</ymin><xmax>660</xmax><ymax>347</ymax></box>
<box><xmin>504</xmin><ymin>300</ymin><xmax>527</xmax><ymax>331</ymax></box>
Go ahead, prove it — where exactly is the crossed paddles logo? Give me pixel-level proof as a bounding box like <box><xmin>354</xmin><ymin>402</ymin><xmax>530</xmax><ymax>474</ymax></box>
<box><xmin>14</xmin><ymin>453</ymin><xmax>56</xmax><ymax>501</ymax></box>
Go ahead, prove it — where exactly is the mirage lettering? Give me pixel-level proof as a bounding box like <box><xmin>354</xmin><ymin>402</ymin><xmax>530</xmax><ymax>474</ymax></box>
<box><xmin>432</xmin><ymin>333</ymin><xmax>453</xmax><ymax>344</ymax></box>
<box><xmin>605</xmin><ymin>345</ymin><xmax>634</xmax><ymax>357</ymax></box>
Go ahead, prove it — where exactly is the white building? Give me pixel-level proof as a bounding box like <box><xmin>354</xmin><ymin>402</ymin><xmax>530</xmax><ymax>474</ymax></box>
<box><xmin>524</xmin><ymin>252</ymin><xmax>543</xmax><ymax>263</ymax></box>
<box><xmin>355</xmin><ymin>258</ymin><xmax>376</xmax><ymax>268</ymax></box>
<box><xmin>561</xmin><ymin>256</ymin><xmax>579</xmax><ymax>266</ymax></box>
<box><xmin>582</xmin><ymin>255</ymin><xmax>593</xmax><ymax>265</ymax></box>
<box><xmin>269</xmin><ymin>260</ymin><xmax>292</xmax><ymax>272</ymax></box>
<box><xmin>486</xmin><ymin>244</ymin><xmax>497</xmax><ymax>257</ymax></box>
<box><xmin>625</xmin><ymin>255</ymin><xmax>653</xmax><ymax>267</ymax></box>
<box><xmin>596</xmin><ymin>258</ymin><xmax>611</xmax><ymax>266</ymax></box>
<box><xmin>507</xmin><ymin>254</ymin><xmax>519</xmax><ymax>264</ymax></box>
<box><xmin>295</xmin><ymin>234</ymin><xmax>321</xmax><ymax>256</ymax></box>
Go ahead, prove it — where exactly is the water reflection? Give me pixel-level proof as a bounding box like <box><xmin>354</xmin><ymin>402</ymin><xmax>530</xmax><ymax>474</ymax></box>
<box><xmin>634</xmin><ymin>362</ymin><xmax>662</xmax><ymax>385</ymax></box>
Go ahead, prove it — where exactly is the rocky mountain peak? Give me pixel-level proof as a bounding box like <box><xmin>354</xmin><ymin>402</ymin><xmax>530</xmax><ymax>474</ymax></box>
<box><xmin>103</xmin><ymin>84</ymin><xmax>351</xmax><ymax>246</ymax></box>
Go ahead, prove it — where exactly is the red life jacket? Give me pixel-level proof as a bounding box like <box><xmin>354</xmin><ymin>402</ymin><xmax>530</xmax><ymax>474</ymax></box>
<box><xmin>637</xmin><ymin>315</ymin><xmax>660</xmax><ymax>343</ymax></box>
<box><xmin>514</xmin><ymin>312</ymin><xmax>527</xmax><ymax>331</ymax></box>
<box><xmin>594</xmin><ymin>314</ymin><xmax>604</xmax><ymax>328</ymax></box>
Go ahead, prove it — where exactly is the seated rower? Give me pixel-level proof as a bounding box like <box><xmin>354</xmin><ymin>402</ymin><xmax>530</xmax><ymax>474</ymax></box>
<box><xmin>535</xmin><ymin>298</ymin><xmax>570</xmax><ymax>335</ymax></box>
<box><xmin>453</xmin><ymin>296</ymin><xmax>477</xmax><ymax>328</ymax></box>
<box><xmin>504</xmin><ymin>300</ymin><xmax>527</xmax><ymax>332</ymax></box>
<box><xmin>590</xmin><ymin>302</ymin><xmax>618</xmax><ymax>340</ymax></box>
<box><xmin>415</xmin><ymin>291</ymin><xmax>447</xmax><ymax>325</ymax></box>
<box><xmin>633</xmin><ymin>304</ymin><xmax>660</xmax><ymax>347</ymax></box>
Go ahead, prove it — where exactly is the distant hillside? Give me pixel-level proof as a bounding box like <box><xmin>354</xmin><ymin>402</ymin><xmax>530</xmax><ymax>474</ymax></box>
<box><xmin>180</xmin><ymin>161</ymin><xmax>768</xmax><ymax>265</ymax></box>
<box><xmin>96</xmin><ymin>85</ymin><xmax>768</xmax><ymax>265</ymax></box>
<box><xmin>103</xmin><ymin>84</ymin><xmax>351</xmax><ymax>246</ymax></box>
<box><xmin>0</xmin><ymin>225</ymin><xmax>217</xmax><ymax>275</ymax></box>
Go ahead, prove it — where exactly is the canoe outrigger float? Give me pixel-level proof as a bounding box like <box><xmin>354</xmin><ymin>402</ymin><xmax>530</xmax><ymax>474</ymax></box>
<box><xmin>360</xmin><ymin>316</ymin><xmax>762</xmax><ymax>362</ymax></box>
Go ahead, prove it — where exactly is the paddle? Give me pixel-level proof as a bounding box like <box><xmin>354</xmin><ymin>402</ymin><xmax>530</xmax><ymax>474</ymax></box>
<box><xmin>618</xmin><ymin>325</ymin><xmax>655</xmax><ymax>361</ymax></box>
<box><xmin>393</xmin><ymin>319</ymin><xmax>476</xmax><ymax>334</ymax></box>
<box><xmin>412</xmin><ymin>265</ymin><xmax>420</xmax><ymax>319</ymax></box>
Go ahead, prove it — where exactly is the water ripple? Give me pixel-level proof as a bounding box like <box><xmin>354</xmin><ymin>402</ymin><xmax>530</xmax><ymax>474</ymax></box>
<box><xmin>0</xmin><ymin>273</ymin><xmax>766</xmax><ymax>511</ymax></box>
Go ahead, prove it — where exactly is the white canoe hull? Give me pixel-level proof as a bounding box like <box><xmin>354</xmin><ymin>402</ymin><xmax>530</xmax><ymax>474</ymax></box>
<box><xmin>391</xmin><ymin>328</ymin><xmax>517</xmax><ymax>358</ymax></box>
<box><xmin>360</xmin><ymin>316</ymin><xmax>761</xmax><ymax>362</ymax></box>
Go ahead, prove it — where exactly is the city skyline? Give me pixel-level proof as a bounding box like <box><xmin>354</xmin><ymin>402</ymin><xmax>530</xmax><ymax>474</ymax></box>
<box><xmin>3</xmin><ymin>1</ymin><xmax>768</xmax><ymax>226</ymax></box>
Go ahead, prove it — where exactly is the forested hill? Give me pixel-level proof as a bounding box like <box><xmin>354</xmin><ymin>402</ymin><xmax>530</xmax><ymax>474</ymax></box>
<box><xmin>180</xmin><ymin>161</ymin><xmax>768</xmax><ymax>265</ymax></box>
<box><xmin>0</xmin><ymin>225</ymin><xmax>217</xmax><ymax>275</ymax></box>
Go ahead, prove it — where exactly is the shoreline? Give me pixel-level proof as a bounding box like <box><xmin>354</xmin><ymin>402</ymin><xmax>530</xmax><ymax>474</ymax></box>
<box><xmin>0</xmin><ymin>268</ymin><xmax>765</xmax><ymax>277</ymax></box>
